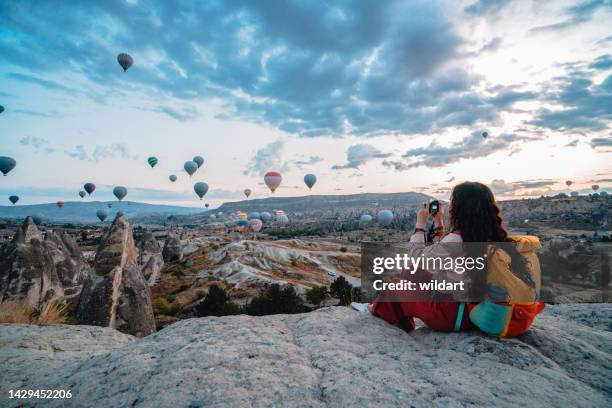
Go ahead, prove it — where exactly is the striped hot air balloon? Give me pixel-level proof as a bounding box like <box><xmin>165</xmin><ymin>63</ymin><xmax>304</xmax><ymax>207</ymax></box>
<box><xmin>147</xmin><ymin>156</ymin><xmax>158</xmax><ymax>168</ymax></box>
<box><xmin>264</xmin><ymin>172</ymin><xmax>282</xmax><ymax>193</ymax></box>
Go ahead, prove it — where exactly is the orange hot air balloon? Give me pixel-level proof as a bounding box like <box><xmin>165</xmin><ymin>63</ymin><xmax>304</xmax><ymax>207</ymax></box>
<box><xmin>264</xmin><ymin>171</ymin><xmax>282</xmax><ymax>193</ymax></box>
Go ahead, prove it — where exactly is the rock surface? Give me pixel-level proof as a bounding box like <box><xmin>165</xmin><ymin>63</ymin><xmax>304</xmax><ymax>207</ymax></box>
<box><xmin>44</xmin><ymin>231</ymin><xmax>91</xmax><ymax>296</ymax></box>
<box><xmin>138</xmin><ymin>230</ymin><xmax>164</xmax><ymax>286</ymax></box>
<box><xmin>162</xmin><ymin>233</ymin><xmax>183</xmax><ymax>262</ymax></box>
<box><xmin>0</xmin><ymin>217</ymin><xmax>64</xmax><ymax>307</ymax></box>
<box><xmin>1</xmin><ymin>304</ymin><xmax>610</xmax><ymax>407</ymax></box>
<box><xmin>75</xmin><ymin>214</ymin><xmax>155</xmax><ymax>336</ymax></box>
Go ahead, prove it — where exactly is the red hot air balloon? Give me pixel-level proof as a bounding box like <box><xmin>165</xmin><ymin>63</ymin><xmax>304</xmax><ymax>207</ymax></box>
<box><xmin>57</xmin><ymin>201</ymin><xmax>64</xmax><ymax>208</ymax></box>
<box><xmin>264</xmin><ymin>172</ymin><xmax>282</xmax><ymax>193</ymax></box>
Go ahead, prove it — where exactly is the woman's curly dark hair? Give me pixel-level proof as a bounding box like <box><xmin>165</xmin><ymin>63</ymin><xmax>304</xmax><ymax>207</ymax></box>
<box><xmin>449</xmin><ymin>182</ymin><xmax>535</xmax><ymax>296</ymax></box>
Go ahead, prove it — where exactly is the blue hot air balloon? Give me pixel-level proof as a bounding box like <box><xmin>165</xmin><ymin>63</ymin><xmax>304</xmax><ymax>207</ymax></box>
<box><xmin>84</xmin><ymin>183</ymin><xmax>96</xmax><ymax>195</ymax></box>
<box><xmin>193</xmin><ymin>156</ymin><xmax>204</xmax><ymax>168</ymax></box>
<box><xmin>9</xmin><ymin>195</ymin><xmax>19</xmax><ymax>205</ymax></box>
<box><xmin>169</xmin><ymin>174</ymin><xmax>177</xmax><ymax>182</ymax></box>
<box><xmin>96</xmin><ymin>209</ymin><xmax>108</xmax><ymax>222</ymax></box>
<box><xmin>260</xmin><ymin>212</ymin><xmax>272</xmax><ymax>222</ymax></box>
<box><xmin>304</xmin><ymin>174</ymin><xmax>317</xmax><ymax>190</ymax></box>
<box><xmin>0</xmin><ymin>156</ymin><xmax>17</xmax><ymax>176</ymax></box>
<box><xmin>249</xmin><ymin>212</ymin><xmax>261</xmax><ymax>220</ymax></box>
<box><xmin>113</xmin><ymin>186</ymin><xmax>128</xmax><ymax>201</ymax></box>
<box><xmin>147</xmin><ymin>156</ymin><xmax>158</xmax><ymax>168</ymax></box>
<box><xmin>117</xmin><ymin>53</ymin><xmax>133</xmax><ymax>72</ymax></box>
<box><xmin>377</xmin><ymin>210</ymin><xmax>394</xmax><ymax>226</ymax></box>
<box><xmin>359</xmin><ymin>214</ymin><xmax>373</xmax><ymax>227</ymax></box>
<box><xmin>184</xmin><ymin>161</ymin><xmax>198</xmax><ymax>176</ymax></box>
<box><xmin>194</xmin><ymin>182</ymin><xmax>209</xmax><ymax>200</ymax></box>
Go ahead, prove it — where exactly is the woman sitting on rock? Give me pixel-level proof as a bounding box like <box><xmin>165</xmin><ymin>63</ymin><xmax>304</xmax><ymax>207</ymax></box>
<box><xmin>355</xmin><ymin>181</ymin><xmax>545</xmax><ymax>338</ymax></box>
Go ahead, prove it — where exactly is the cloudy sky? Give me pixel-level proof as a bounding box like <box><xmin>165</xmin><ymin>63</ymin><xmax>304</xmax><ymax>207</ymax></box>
<box><xmin>1</xmin><ymin>0</ymin><xmax>611</xmax><ymax>207</ymax></box>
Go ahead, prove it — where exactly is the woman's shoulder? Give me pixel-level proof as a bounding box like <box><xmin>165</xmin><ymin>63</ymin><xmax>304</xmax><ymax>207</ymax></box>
<box><xmin>441</xmin><ymin>232</ymin><xmax>462</xmax><ymax>243</ymax></box>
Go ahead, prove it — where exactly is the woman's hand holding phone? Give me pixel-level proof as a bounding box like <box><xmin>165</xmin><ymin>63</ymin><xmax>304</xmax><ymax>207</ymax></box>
<box><xmin>416</xmin><ymin>203</ymin><xmax>429</xmax><ymax>229</ymax></box>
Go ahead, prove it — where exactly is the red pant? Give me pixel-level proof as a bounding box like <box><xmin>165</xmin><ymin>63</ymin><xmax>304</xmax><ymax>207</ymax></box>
<box><xmin>370</xmin><ymin>270</ymin><xmax>476</xmax><ymax>332</ymax></box>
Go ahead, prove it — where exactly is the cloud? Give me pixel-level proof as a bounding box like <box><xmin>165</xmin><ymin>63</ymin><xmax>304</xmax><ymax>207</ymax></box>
<box><xmin>387</xmin><ymin>131</ymin><xmax>539</xmax><ymax>169</ymax></box>
<box><xmin>13</xmin><ymin>109</ymin><xmax>56</xmax><ymax>118</ymax></box>
<box><xmin>157</xmin><ymin>105</ymin><xmax>199</xmax><ymax>122</ymax></box>
<box><xmin>332</xmin><ymin>144</ymin><xmax>390</xmax><ymax>169</ymax></box>
<box><xmin>6</xmin><ymin>72</ymin><xmax>74</xmax><ymax>92</ymax></box>
<box><xmin>565</xmin><ymin>139</ymin><xmax>579</xmax><ymax>147</ymax></box>
<box><xmin>530</xmin><ymin>0</ymin><xmax>608</xmax><ymax>32</ymax></box>
<box><xmin>590</xmin><ymin>136</ymin><xmax>612</xmax><ymax>148</ymax></box>
<box><xmin>464</xmin><ymin>0</ymin><xmax>509</xmax><ymax>17</ymax></box>
<box><xmin>20</xmin><ymin>136</ymin><xmax>49</xmax><ymax>149</ymax></box>
<box><xmin>63</xmin><ymin>144</ymin><xmax>138</xmax><ymax>162</ymax></box>
<box><xmin>293</xmin><ymin>156</ymin><xmax>324</xmax><ymax>168</ymax></box>
<box><xmin>531</xmin><ymin>66</ymin><xmax>612</xmax><ymax>131</ymax></box>
<box><xmin>589</xmin><ymin>54</ymin><xmax>612</xmax><ymax>70</ymax></box>
<box><xmin>490</xmin><ymin>179</ymin><xmax>557</xmax><ymax>195</ymax></box>
<box><xmin>0</xmin><ymin>0</ymin><xmax>531</xmax><ymax>138</ymax></box>
<box><xmin>243</xmin><ymin>140</ymin><xmax>288</xmax><ymax>176</ymax></box>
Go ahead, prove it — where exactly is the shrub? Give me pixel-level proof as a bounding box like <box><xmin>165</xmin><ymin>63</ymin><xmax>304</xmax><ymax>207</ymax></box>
<box><xmin>305</xmin><ymin>286</ymin><xmax>328</xmax><ymax>306</ymax></box>
<box><xmin>0</xmin><ymin>302</ymin><xmax>32</xmax><ymax>324</ymax></box>
<box><xmin>0</xmin><ymin>300</ymin><xmax>68</xmax><ymax>325</ymax></box>
<box><xmin>340</xmin><ymin>247</ymin><xmax>347</xmax><ymax>253</ymax></box>
<box><xmin>290</xmin><ymin>258</ymin><xmax>298</xmax><ymax>267</ymax></box>
<box><xmin>330</xmin><ymin>276</ymin><xmax>354</xmax><ymax>306</ymax></box>
<box><xmin>196</xmin><ymin>289</ymin><xmax>206</xmax><ymax>299</ymax></box>
<box><xmin>195</xmin><ymin>285</ymin><xmax>241</xmax><ymax>317</ymax></box>
<box><xmin>36</xmin><ymin>300</ymin><xmax>68</xmax><ymax>326</ymax></box>
<box><xmin>153</xmin><ymin>297</ymin><xmax>172</xmax><ymax>314</ymax></box>
<box><xmin>244</xmin><ymin>284</ymin><xmax>305</xmax><ymax>316</ymax></box>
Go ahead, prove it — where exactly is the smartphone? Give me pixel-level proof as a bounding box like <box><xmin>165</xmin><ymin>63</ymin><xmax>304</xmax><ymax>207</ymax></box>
<box><xmin>429</xmin><ymin>200</ymin><xmax>439</xmax><ymax>216</ymax></box>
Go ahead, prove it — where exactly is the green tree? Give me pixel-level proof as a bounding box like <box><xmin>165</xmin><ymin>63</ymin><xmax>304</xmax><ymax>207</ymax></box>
<box><xmin>195</xmin><ymin>285</ymin><xmax>241</xmax><ymax>317</ymax></box>
<box><xmin>305</xmin><ymin>286</ymin><xmax>328</xmax><ymax>306</ymax></box>
<box><xmin>330</xmin><ymin>276</ymin><xmax>353</xmax><ymax>306</ymax></box>
<box><xmin>245</xmin><ymin>284</ymin><xmax>305</xmax><ymax>316</ymax></box>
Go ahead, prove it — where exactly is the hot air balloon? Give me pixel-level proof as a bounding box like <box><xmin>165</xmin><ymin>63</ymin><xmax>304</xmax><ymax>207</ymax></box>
<box><xmin>244</xmin><ymin>189</ymin><xmax>252</xmax><ymax>198</ymax></box>
<box><xmin>238</xmin><ymin>212</ymin><xmax>248</xmax><ymax>221</ymax></box>
<box><xmin>250</xmin><ymin>219</ymin><xmax>263</xmax><ymax>233</ymax></box>
<box><xmin>565</xmin><ymin>180</ymin><xmax>572</xmax><ymax>187</ymax></box>
<box><xmin>205</xmin><ymin>203</ymin><xmax>210</xmax><ymax>208</ymax></box>
<box><xmin>169</xmin><ymin>174</ymin><xmax>177</xmax><ymax>182</ymax></box>
<box><xmin>9</xmin><ymin>195</ymin><xmax>19</xmax><ymax>205</ymax></box>
<box><xmin>0</xmin><ymin>156</ymin><xmax>16</xmax><ymax>176</ymax></box>
<box><xmin>79</xmin><ymin>190</ymin><xmax>86</xmax><ymax>198</ymax></box>
<box><xmin>147</xmin><ymin>156</ymin><xmax>158</xmax><ymax>168</ymax></box>
<box><xmin>32</xmin><ymin>214</ymin><xmax>44</xmax><ymax>225</ymax></box>
<box><xmin>0</xmin><ymin>105</ymin><xmax>4</xmax><ymax>114</ymax></box>
<box><xmin>113</xmin><ymin>186</ymin><xmax>127</xmax><ymax>201</ymax></box>
<box><xmin>184</xmin><ymin>161</ymin><xmax>198</xmax><ymax>176</ymax></box>
<box><xmin>277</xmin><ymin>214</ymin><xmax>289</xmax><ymax>225</ymax></box>
<box><xmin>96</xmin><ymin>209</ymin><xmax>108</xmax><ymax>222</ymax></box>
<box><xmin>249</xmin><ymin>212</ymin><xmax>260</xmax><ymax>220</ymax></box>
<box><xmin>481</xmin><ymin>132</ymin><xmax>488</xmax><ymax>139</ymax></box>
<box><xmin>107</xmin><ymin>203</ymin><xmax>113</xmax><ymax>208</ymax></box>
<box><xmin>84</xmin><ymin>183</ymin><xmax>96</xmax><ymax>195</ymax></box>
<box><xmin>128</xmin><ymin>201</ymin><xmax>133</xmax><ymax>206</ymax></box>
<box><xmin>304</xmin><ymin>174</ymin><xmax>317</xmax><ymax>190</ymax></box>
<box><xmin>209</xmin><ymin>214</ymin><xmax>216</xmax><ymax>220</ymax></box>
<box><xmin>592</xmin><ymin>184</ymin><xmax>600</xmax><ymax>192</ymax></box>
<box><xmin>56</xmin><ymin>201</ymin><xmax>64</xmax><ymax>208</ymax></box>
<box><xmin>194</xmin><ymin>182</ymin><xmax>209</xmax><ymax>199</ymax></box>
<box><xmin>359</xmin><ymin>214</ymin><xmax>372</xmax><ymax>227</ymax></box>
<box><xmin>193</xmin><ymin>156</ymin><xmax>204</xmax><ymax>168</ymax></box>
<box><xmin>600</xmin><ymin>191</ymin><xmax>609</xmax><ymax>197</ymax></box>
<box><xmin>117</xmin><ymin>53</ymin><xmax>133</xmax><ymax>72</ymax></box>
<box><xmin>264</xmin><ymin>171</ymin><xmax>282</xmax><ymax>193</ymax></box>
<box><xmin>236</xmin><ymin>219</ymin><xmax>249</xmax><ymax>227</ymax></box>
<box><xmin>260</xmin><ymin>212</ymin><xmax>272</xmax><ymax>222</ymax></box>
<box><xmin>377</xmin><ymin>210</ymin><xmax>394</xmax><ymax>226</ymax></box>
<box><xmin>570</xmin><ymin>191</ymin><xmax>579</xmax><ymax>197</ymax></box>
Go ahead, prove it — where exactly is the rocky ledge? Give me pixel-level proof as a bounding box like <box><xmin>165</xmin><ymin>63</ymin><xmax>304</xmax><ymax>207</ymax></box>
<box><xmin>1</xmin><ymin>304</ymin><xmax>610</xmax><ymax>407</ymax></box>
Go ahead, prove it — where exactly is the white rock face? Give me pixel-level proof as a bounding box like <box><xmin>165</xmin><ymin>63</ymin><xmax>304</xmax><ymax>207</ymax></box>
<box><xmin>0</xmin><ymin>305</ymin><xmax>610</xmax><ymax>407</ymax></box>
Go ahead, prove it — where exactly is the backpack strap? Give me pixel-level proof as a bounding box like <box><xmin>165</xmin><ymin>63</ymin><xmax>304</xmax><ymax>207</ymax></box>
<box><xmin>454</xmin><ymin>303</ymin><xmax>465</xmax><ymax>331</ymax></box>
